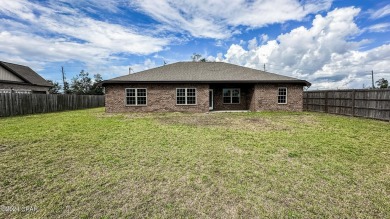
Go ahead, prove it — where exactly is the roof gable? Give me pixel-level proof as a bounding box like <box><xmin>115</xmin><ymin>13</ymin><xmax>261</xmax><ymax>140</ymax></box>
<box><xmin>103</xmin><ymin>62</ymin><xmax>310</xmax><ymax>86</ymax></box>
<box><xmin>0</xmin><ymin>61</ymin><xmax>52</xmax><ymax>87</ymax></box>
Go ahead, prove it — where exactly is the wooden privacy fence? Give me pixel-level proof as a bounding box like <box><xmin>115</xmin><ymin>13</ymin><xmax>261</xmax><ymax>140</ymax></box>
<box><xmin>0</xmin><ymin>93</ymin><xmax>105</xmax><ymax>117</ymax></box>
<box><xmin>303</xmin><ymin>89</ymin><xmax>390</xmax><ymax>121</ymax></box>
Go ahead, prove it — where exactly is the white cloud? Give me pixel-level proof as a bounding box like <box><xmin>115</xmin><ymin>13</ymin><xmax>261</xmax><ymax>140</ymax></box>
<box><xmin>0</xmin><ymin>31</ymin><xmax>107</xmax><ymax>64</ymax></box>
<box><xmin>128</xmin><ymin>59</ymin><xmax>157</xmax><ymax>73</ymax></box>
<box><xmin>55</xmin><ymin>0</ymin><xmax>127</xmax><ymax>13</ymax></box>
<box><xmin>131</xmin><ymin>0</ymin><xmax>332</xmax><ymax>39</ymax></box>
<box><xmin>247</xmin><ymin>37</ymin><xmax>258</xmax><ymax>50</ymax></box>
<box><xmin>216</xmin><ymin>53</ymin><xmax>224</xmax><ymax>62</ymax></box>
<box><xmin>0</xmin><ymin>0</ymin><xmax>171</xmax><ymax>79</ymax></box>
<box><xmin>0</xmin><ymin>0</ymin><xmax>170</xmax><ymax>55</ymax></box>
<box><xmin>206</xmin><ymin>56</ymin><xmax>216</xmax><ymax>62</ymax></box>
<box><xmin>365</xmin><ymin>23</ymin><xmax>390</xmax><ymax>33</ymax></box>
<box><xmin>260</xmin><ymin>34</ymin><xmax>269</xmax><ymax>45</ymax></box>
<box><xmin>60</xmin><ymin>59</ymin><xmax>158</xmax><ymax>81</ymax></box>
<box><xmin>369</xmin><ymin>4</ymin><xmax>390</xmax><ymax>19</ymax></box>
<box><xmin>215</xmin><ymin>40</ymin><xmax>224</xmax><ymax>47</ymax></box>
<box><xmin>213</xmin><ymin>7</ymin><xmax>390</xmax><ymax>89</ymax></box>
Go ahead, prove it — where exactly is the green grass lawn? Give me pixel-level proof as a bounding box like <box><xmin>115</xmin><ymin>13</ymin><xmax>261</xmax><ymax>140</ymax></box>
<box><xmin>0</xmin><ymin>108</ymin><xmax>389</xmax><ymax>218</ymax></box>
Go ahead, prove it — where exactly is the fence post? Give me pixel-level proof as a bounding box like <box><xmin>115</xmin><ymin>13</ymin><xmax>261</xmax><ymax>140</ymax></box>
<box><xmin>351</xmin><ymin>90</ymin><xmax>355</xmax><ymax>117</ymax></box>
<box><xmin>305</xmin><ymin>93</ymin><xmax>308</xmax><ymax>111</ymax></box>
<box><xmin>10</xmin><ymin>93</ymin><xmax>14</xmax><ymax>116</ymax></box>
<box><xmin>324</xmin><ymin>91</ymin><xmax>328</xmax><ymax>113</ymax></box>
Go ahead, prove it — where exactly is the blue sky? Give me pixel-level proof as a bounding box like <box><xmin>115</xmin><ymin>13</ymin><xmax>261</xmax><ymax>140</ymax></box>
<box><xmin>0</xmin><ymin>0</ymin><xmax>389</xmax><ymax>89</ymax></box>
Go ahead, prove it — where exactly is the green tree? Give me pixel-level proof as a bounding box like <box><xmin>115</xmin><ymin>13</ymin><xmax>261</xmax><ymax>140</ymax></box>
<box><xmin>191</xmin><ymin>53</ymin><xmax>207</xmax><ymax>62</ymax></box>
<box><xmin>47</xmin><ymin>80</ymin><xmax>62</xmax><ymax>94</ymax></box>
<box><xmin>70</xmin><ymin>70</ymin><xmax>92</xmax><ymax>94</ymax></box>
<box><xmin>63</xmin><ymin>81</ymin><xmax>71</xmax><ymax>94</ymax></box>
<box><xmin>90</xmin><ymin>74</ymin><xmax>104</xmax><ymax>95</ymax></box>
<box><xmin>376</xmin><ymin>78</ymin><xmax>389</xmax><ymax>89</ymax></box>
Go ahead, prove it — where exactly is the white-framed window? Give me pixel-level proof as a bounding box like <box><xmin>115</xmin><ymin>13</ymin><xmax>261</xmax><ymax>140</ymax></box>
<box><xmin>125</xmin><ymin>88</ymin><xmax>147</xmax><ymax>106</ymax></box>
<box><xmin>223</xmin><ymin>88</ymin><xmax>240</xmax><ymax>104</ymax></box>
<box><xmin>278</xmin><ymin>87</ymin><xmax>287</xmax><ymax>104</ymax></box>
<box><xmin>176</xmin><ymin>88</ymin><xmax>196</xmax><ymax>105</ymax></box>
<box><xmin>0</xmin><ymin>89</ymin><xmax>31</xmax><ymax>94</ymax></box>
<box><xmin>0</xmin><ymin>89</ymin><xmax>12</xmax><ymax>94</ymax></box>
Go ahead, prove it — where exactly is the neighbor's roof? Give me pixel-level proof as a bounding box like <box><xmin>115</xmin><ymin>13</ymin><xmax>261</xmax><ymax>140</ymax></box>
<box><xmin>102</xmin><ymin>62</ymin><xmax>310</xmax><ymax>86</ymax></box>
<box><xmin>0</xmin><ymin>61</ymin><xmax>52</xmax><ymax>87</ymax></box>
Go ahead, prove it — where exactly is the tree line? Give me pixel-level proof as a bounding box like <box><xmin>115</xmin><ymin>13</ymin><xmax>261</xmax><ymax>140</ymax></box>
<box><xmin>375</xmin><ymin>78</ymin><xmax>389</xmax><ymax>89</ymax></box>
<box><xmin>47</xmin><ymin>70</ymin><xmax>104</xmax><ymax>95</ymax></box>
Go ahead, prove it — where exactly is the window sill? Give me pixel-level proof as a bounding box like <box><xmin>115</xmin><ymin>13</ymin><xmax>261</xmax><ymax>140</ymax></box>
<box><xmin>125</xmin><ymin>105</ymin><xmax>147</xmax><ymax>107</ymax></box>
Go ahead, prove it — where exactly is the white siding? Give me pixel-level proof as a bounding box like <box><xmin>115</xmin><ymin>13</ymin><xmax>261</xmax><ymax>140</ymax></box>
<box><xmin>0</xmin><ymin>65</ymin><xmax>24</xmax><ymax>82</ymax></box>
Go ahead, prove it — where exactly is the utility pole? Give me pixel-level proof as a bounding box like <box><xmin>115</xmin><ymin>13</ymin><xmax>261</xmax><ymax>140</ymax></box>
<box><xmin>263</xmin><ymin>63</ymin><xmax>266</xmax><ymax>71</ymax></box>
<box><xmin>61</xmin><ymin>66</ymin><xmax>67</xmax><ymax>93</ymax></box>
<box><xmin>371</xmin><ymin>70</ymin><xmax>375</xmax><ymax>89</ymax></box>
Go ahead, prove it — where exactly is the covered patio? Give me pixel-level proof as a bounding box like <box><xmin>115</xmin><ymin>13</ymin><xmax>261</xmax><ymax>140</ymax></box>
<box><xmin>208</xmin><ymin>83</ymin><xmax>255</xmax><ymax>111</ymax></box>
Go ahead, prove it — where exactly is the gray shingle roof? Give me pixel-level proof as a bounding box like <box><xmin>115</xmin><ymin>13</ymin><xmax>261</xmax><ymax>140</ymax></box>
<box><xmin>0</xmin><ymin>61</ymin><xmax>52</xmax><ymax>87</ymax></box>
<box><xmin>102</xmin><ymin>62</ymin><xmax>310</xmax><ymax>86</ymax></box>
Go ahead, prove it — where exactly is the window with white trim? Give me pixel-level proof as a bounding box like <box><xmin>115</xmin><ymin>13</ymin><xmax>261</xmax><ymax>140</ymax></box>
<box><xmin>176</xmin><ymin>88</ymin><xmax>196</xmax><ymax>105</ymax></box>
<box><xmin>0</xmin><ymin>89</ymin><xmax>31</xmax><ymax>94</ymax></box>
<box><xmin>278</xmin><ymin>87</ymin><xmax>287</xmax><ymax>104</ymax></box>
<box><xmin>125</xmin><ymin>88</ymin><xmax>147</xmax><ymax>106</ymax></box>
<box><xmin>223</xmin><ymin>88</ymin><xmax>240</xmax><ymax>104</ymax></box>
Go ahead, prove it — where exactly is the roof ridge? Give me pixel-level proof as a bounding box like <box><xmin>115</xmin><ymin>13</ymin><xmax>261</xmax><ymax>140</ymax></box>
<box><xmin>102</xmin><ymin>61</ymin><xmax>310</xmax><ymax>86</ymax></box>
<box><xmin>0</xmin><ymin>61</ymin><xmax>30</xmax><ymax>68</ymax></box>
<box><xmin>0</xmin><ymin>61</ymin><xmax>52</xmax><ymax>87</ymax></box>
<box><xmin>172</xmin><ymin>61</ymin><xmax>302</xmax><ymax>81</ymax></box>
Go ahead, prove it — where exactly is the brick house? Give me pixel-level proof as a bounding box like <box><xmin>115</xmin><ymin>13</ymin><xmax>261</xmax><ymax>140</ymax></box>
<box><xmin>0</xmin><ymin>61</ymin><xmax>52</xmax><ymax>94</ymax></box>
<box><xmin>101</xmin><ymin>62</ymin><xmax>310</xmax><ymax>113</ymax></box>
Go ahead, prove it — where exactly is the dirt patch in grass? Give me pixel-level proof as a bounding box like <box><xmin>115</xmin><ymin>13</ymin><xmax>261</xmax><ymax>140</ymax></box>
<box><xmin>157</xmin><ymin>113</ymin><xmax>229</xmax><ymax>126</ymax></box>
<box><xmin>154</xmin><ymin>112</ymin><xmax>321</xmax><ymax>132</ymax></box>
<box><xmin>155</xmin><ymin>113</ymin><xmax>296</xmax><ymax>132</ymax></box>
<box><xmin>99</xmin><ymin>111</ymin><xmax>320</xmax><ymax>133</ymax></box>
<box><xmin>0</xmin><ymin>144</ymin><xmax>8</xmax><ymax>152</ymax></box>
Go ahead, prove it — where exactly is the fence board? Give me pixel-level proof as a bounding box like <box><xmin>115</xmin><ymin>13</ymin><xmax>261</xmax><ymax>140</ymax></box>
<box><xmin>0</xmin><ymin>94</ymin><xmax>105</xmax><ymax>117</ymax></box>
<box><xmin>303</xmin><ymin>89</ymin><xmax>390</xmax><ymax>121</ymax></box>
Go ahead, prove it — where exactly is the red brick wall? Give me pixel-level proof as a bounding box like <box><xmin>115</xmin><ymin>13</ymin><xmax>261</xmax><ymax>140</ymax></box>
<box><xmin>252</xmin><ymin>84</ymin><xmax>303</xmax><ymax>111</ymax></box>
<box><xmin>249</xmin><ymin>85</ymin><xmax>256</xmax><ymax>112</ymax></box>
<box><xmin>105</xmin><ymin>83</ymin><xmax>209</xmax><ymax>113</ymax></box>
<box><xmin>105</xmin><ymin>83</ymin><xmax>304</xmax><ymax>113</ymax></box>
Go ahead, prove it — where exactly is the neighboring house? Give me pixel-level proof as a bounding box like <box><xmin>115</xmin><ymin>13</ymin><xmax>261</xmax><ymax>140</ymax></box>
<box><xmin>101</xmin><ymin>62</ymin><xmax>311</xmax><ymax>113</ymax></box>
<box><xmin>0</xmin><ymin>61</ymin><xmax>52</xmax><ymax>94</ymax></box>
